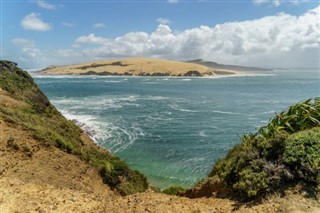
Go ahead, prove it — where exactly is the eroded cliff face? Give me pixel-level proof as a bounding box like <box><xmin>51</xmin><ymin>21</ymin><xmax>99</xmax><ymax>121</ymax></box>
<box><xmin>0</xmin><ymin>60</ymin><xmax>148</xmax><ymax>196</ymax></box>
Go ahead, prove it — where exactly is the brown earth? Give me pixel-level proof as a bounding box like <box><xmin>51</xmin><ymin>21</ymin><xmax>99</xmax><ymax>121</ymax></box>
<box><xmin>1</xmin><ymin>87</ymin><xmax>320</xmax><ymax>213</ymax></box>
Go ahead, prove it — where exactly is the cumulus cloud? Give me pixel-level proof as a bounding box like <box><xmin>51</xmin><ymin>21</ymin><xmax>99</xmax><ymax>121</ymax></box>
<box><xmin>13</xmin><ymin>6</ymin><xmax>320</xmax><ymax>69</ymax></box>
<box><xmin>93</xmin><ymin>23</ymin><xmax>106</xmax><ymax>29</ymax></box>
<box><xmin>11</xmin><ymin>38</ymin><xmax>41</xmax><ymax>58</ymax></box>
<box><xmin>167</xmin><ymin>0</ymin><xmax>178</xmax><ymax>3</ymax></box>
<box><xmin>72</xmin><ymin>6</ymin><xmax>319</xmax><ymax>68</ymax></box>
<box><xmin>12</xmin><ymin>38</ymin><xmax>35</xmax><ymax>48</ymax></box>
<box><xmin>36</xmin><ymin>0</ymin><xmax>56</xmax><ymax>10</ymax></box>
<box><xmin>253</xmin><ymin>0</ymin><xmax>308</xmax><ymax>6</ymax></box>
<box><xmin>75</xmin><ymin>34</ymin><xmax>109</xmax><ymax>44</ymax></box>
<box><xmin>21</xmin><ymin>13</ymin><xmax>51</xmax><ymax>31</ymax></box>
<box><xmin>157</xmin><ymin>18</ymin><xmax>171</xmax><ymax>25</ymax></box>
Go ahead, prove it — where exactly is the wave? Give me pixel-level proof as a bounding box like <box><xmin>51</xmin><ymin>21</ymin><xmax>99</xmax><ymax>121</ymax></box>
<box><xmin>58</xmin><ymin>108</ymin><xmax>145</xmax><ymax>154</ymax></box>
<box><xmin>99</xmin><ymin>122</ymin><xmax>145</xmax><ymax>153</ymax></box>
<box><xmin>142</xmin><ymin>96</ymin><xmax>170</xmax><ymax>101</ymax></box>
<box><xmin>211</xmin><ymin>110</ymin><xmax>247</xmax><ymax>115</ymax></box>
<box><xmin>199</xmin><ymin>130</ymin><xmax>207</xmax><ymax>137</ymax></box>
<box><xmin>52</xmin><ymin>95</ymin><xmax>141</xmax><ymax>111</ymax></box>
<box><xmin>58</xmin><ymin>109</ymin><xmax>103</xmax><ymax>143</ymax></box>
<box><xmin>260</xmin><ymin>110</ymin><xmax>276</xmax><ymax>115</ymax></box>
<box><xmin>104</xmin><ymin>80</ymin><xmax>122</xmax><ymax>83</ymax></box>
<box><xmin>169</xmin><ymin>104</ymin><xmax>198</xmax><ymax>112</ymax></box>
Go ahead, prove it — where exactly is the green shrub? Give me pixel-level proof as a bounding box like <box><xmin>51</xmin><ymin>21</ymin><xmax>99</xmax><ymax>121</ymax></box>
<box><xmin>207</xmin><ymin>98</ymin><xmax>320</xmax><ymax>199</ymax></box>
<box><xmin>283</xmin><ymin>128</ymin><xmax>320</xmax><ymax>184</ymax></box>
<box><xmin>163</xmin><ymin>186</ymin><xmax>185</xmax><ymax>195</ymax></box>
<box><xmin>55</xmin><ymin>138</ymin><xmax>75</xmax><ymax>154</ymax></box>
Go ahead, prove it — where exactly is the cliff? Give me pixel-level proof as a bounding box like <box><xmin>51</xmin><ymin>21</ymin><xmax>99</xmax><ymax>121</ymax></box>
<box><xmin>0</xmin><ymin>60</ymin><xmax>148</xmax><ymax>195</ymax></box>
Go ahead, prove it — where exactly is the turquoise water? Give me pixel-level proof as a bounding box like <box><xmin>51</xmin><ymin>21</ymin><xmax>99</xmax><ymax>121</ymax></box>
<box><xmin>34</xmin><ymin>70</ymin><xmax>319</xmax><ymax>189</ymax></box>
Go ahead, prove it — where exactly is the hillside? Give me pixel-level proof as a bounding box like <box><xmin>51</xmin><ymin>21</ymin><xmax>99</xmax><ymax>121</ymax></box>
<box><xmin>184</xmin><ymin>98</ymin><xmax>320</xmax><ymax>201</ymax></box>
<box><xmin>187</xmin><ymin>59</ymin><xmax>273</xmax><ymax>72</ymax></box>
<box><xmin>1</xmin><ymin>60</ymin><xmax>319</xmax><ymax>212</ymax></box>
<box><xmin>37</xmin><ymin>58</ymin><xmax>246</xmax><ymax>76</ymax></box>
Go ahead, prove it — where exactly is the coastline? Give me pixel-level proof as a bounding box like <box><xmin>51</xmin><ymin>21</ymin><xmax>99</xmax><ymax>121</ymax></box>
<box><xmin>32</xmin><ymin>70</ymin><xmax>268</xmax><ymax>79</ymax></box>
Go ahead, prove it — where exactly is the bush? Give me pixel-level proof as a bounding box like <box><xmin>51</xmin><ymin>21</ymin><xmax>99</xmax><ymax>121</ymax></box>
<box><xmin>163</xmin><ymin>186</ymin><xmax>185</xmax><ymax>195</ymax></box>
<box><xmin>206</xmin><ymin>98</ymin><xmax>320</xmax><ymax>199</ymax></box>
<box><xmin>55</xmin><ymin>138</ymin><xmax>75</xmax><ymax>154</ymax></box>
<box><xmin>283</xmin><ymin>128</ymin><xmax>320</xmax><ymax>185</ymax></box>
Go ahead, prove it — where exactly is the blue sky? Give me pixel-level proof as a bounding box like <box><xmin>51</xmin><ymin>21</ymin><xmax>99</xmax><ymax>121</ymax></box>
<box><xmin>1</xmin><ymin>0</ymin><xmax>319</xmax><ymax>69</ymax></box>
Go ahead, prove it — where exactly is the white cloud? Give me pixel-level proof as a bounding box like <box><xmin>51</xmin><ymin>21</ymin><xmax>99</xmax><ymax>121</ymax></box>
<box><xmin>157</xmin><ymin>18</ymin><xmax>171</xmax><ymax>25</ymax></box>
<box><xmin>36</xmin><ymin>0</ymin><xmax>56</xmax><ymax>10</ymax></box>
<box><xmin>73</xmin><ymin>6</ymin><xmax>320</xmax><ymax>68</ymax></box>
<box><xmin>21</xmin><ymin>13</ymin><xmax>51</xmax><ymax>31</ymax></box>
<box><xmin>253</xmin><ymin>0</ymin><xmax>308</xmax><ymax>6</ymax></box>
<box><xmin>167</xmin><ymin>0</ymin><xmax>178</xmax><ymax>3</ymax></box>
<box><xmin>253</xmin><ymin>0</ymin><xmax>270</xmax><ymax>4</ymax></box>
<box><xmin>75</xmin><ymin>34</ymin><xmax>109</xmax><ymax>44</ymax></box>
<box><xmin>273</xmin><ymin>0</ymin><xmax>281</xmax><ymax>7</ymax></box>
<box><xmin>13</xmin><ymin>6</ymin><xmax>320</xmax><ymax>69</ymax></box>
<box><xmin>11</xmin><ymin>38</ymin><xmax>35</xmax><ymax>48</ymax></box>
<box><xmin>62</xmin><ymin>22</ymin><xmax>74</xmax><ymax>27</ymax></box>
<box><xmin>93</xmin><ymin>23</ymin><xmax>106</xmax><ymax>29</ymax></box>
<box><xmin>11</xmin><ymin>38</ymin><xmax>41</xmax><ymax>58</ymax></box>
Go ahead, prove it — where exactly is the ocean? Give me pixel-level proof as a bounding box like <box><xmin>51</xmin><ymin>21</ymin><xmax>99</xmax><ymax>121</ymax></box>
<box><xmin>34</xmin><ymin>70</ymin><xmax>319</xmax><ymax>189</ymax></box>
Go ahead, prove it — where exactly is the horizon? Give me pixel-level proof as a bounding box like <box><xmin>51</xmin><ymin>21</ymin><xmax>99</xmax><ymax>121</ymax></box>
<box><xmin>23</xmin><ymin>57</ymin><xmax>320</xmax><ymax>72</ymax></box>
<box><xmin>1</xmin><ymin>0</ymin><xmax>320</xmax><ymax>69</ymax></box>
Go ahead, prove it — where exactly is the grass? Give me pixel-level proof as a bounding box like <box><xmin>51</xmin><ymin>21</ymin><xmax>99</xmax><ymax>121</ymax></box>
<box><xmin>0</xmin><ymin>60</ymin><xmax>148</xmax><ymax>195</ymax></box>
<box><xmin>162</xmin><ymin>186</ymin><xmax>185</xmax><ymax>195</ymax></box>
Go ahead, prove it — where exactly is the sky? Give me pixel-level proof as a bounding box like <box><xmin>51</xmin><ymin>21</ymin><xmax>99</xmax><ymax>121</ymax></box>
<box><xmin>1</xmin><ymin>0</ymin><xmax>319</xmax><ymax>69</ymax></box>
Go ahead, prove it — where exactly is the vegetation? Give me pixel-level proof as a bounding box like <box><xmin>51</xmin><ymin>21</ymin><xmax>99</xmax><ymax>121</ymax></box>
<box><xmin>0</xmin><ymin>60</ymin><xmax>148</xmax><ymax>195</ymax></box>
<box><xmin>76</xmin><ymin>61</ymin><xmax>128</xmax><ymax>70</ymax></box>
<box><xmin>206</xmin><ymin>98</ymin><xmax>320</xmax><ymax>199</ymax></box>
<box><xmin>163</xmin><ymin>186</ymin><xmax>185</xmax><ymax>195</ymax></box>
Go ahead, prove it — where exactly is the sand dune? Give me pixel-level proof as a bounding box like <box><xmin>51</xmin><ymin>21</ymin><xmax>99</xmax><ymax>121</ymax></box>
<box><xmin>39</xmin><ymin>58</ymin><xmax>244</xmax><ymax>76</ymax></box>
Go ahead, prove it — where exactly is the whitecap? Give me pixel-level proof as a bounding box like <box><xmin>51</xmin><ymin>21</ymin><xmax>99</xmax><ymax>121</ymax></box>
<box><xmin>169</xmin><ymin>104</ymin><xmax>197</xmax><ymax>112</ymax></box>
<box><xmin>57</xmin><ymin>109</ymin><xmax>103</xmax><ymax>143</ymax></box>
<box><xmin>199</xmin><ymin>130</ymin><xmax>207</xmax><ymax>137</ymax></box>
<box><xmin>211</xmin><ymin>110</ymin><xmax>245</xmax><ymax>115</ymax></box>
<box><xmin>105</xmin><ymin>80</ymin><xmax>122</xmax><ymax>83</ymax></box>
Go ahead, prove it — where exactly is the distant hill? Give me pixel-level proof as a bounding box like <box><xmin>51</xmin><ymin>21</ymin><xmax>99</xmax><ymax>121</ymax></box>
<box><xmin>187</xmin><ymin>59</ymin><xmax>273</xmax><ymax>72</ymax></box>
